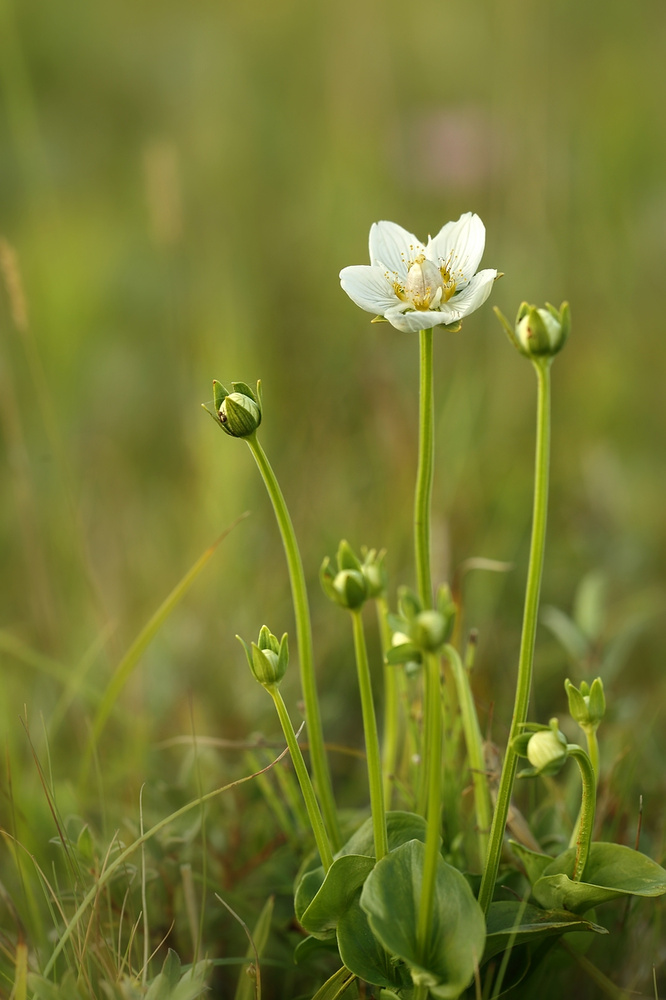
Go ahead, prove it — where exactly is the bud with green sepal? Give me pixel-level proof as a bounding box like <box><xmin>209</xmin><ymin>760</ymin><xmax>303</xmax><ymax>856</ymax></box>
<box><xmin>203</xmin><ymin>379</ymin><xmax>263</xmax><ymax>437</ymax></box>
<box><xmin>565</xmin><ymin>677</ymin><xmax>606</xmax><ymax>734</ymax></box>
<box><xmin>495</xmin><ymin>301</ymin><xmax>570</xmax><ymax>360</ymax></box>
<box><xmin>360</xmin><ymin>546</ymin><xmax>387</xmax><ymax>599</ymax></box>
<box><xmin>320</xmin><ymin>540</ymin><xmax>369</xmax><ymax>610</ymax></box>
<box><xmin>514</xmin><ymin>718</ymin><xmax>569</xmax><ymax>777</ymax></box>
<box><xmin>237</xmin><ymin>626</ymin><xmax>289</xmax><ymax>689</ymax></box>
<box><xmin>386</xmin><ymin>585</ymin><xmax>456</xmax><ymax>663</ymax></box>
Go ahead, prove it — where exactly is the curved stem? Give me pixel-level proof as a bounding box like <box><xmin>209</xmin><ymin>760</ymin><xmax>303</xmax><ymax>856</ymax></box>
<box><xmin>478</xmin><ymin>358</ymin><xmax>552</xmax><ymax>913</ymax></box>
<box><xmin>446</xmin><ymin>644</ymin><xmax>492</xmax><ymax>869</ymax></box>
<box><xmin>268</xmin><ymin>687</ymin><xmax>334</xmax><ymax>871</ymax></box>
<box><xmin>246</xmin><ymin>434</ymin><xmax>341</xmax><ymax>850</ymax></box>
<box><xmin>351</xmin><ymin>610</ymin><xmax>388</xmax><ymax>860</ymax></box>
<box><xmin>416</xmin><ymin>651</ymin><xmax>443</xmax><ymax>960</ymax></box>
<box><xmin>568</xmin><ymin>727</ymin><xmax>599</xmax><ymax>849</ymax></box>
<box><xmin>567</xmin><ymin>745</ymin><xmax>596</xmax><ymax>881</ymax></box>
<box><xmin>414</xmin><ymin>328</ymin><xmax>435</xmax><ymax>610</ymax></box>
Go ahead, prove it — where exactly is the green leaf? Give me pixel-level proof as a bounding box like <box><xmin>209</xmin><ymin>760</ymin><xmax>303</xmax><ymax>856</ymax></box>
<box><xmin>385</xmin><ymin>643</ymin><xmax>422</xmax><ymax>666</ymax></box>
<box><xmin>295</xmin><ymin>865</ymin><xmax>327</xmax><ymax>931</ymax></box>
<box><xmin>295</xmin><ymin>814</ymin><xmax>429</xmax><ymax>938</ymax></box>
<box><xmin>360</xmin><ymin>840</ymin><xmax>485</xmax><ymax>998</ymax></box>
<box><xmin>484</xmin><ymin>901</ymin><xmax>607</xmax><ymax>962</ymax></box>
<box><xmin>299</xmin><ymin>855</ymin><xmax>375</xmax><ymax>935</ymax></box>
<box><xmin>337</xmin><ymin>890</ymin><xmax>411</xmax><ymax>990</ymax></box>
<box><xmin>533</xmin><ymin>843</ymin><xmax>666</xmax><ymax>913</ymax></box>
<box><xmin>339</xmin><ymin>811</ymin><xmax>428</xmax><ymax>857</ymax></box>
<box><xmin>508</xmin><ymin>841</ymin><xmax>553</xmax><ymax>885</ymax></box>
<box><xmin>309</xmin><ymin>965</ymin><xmax>357</xmax><ymax>1000</ymax></box>
<box><xmin>293</xmin><ymin>932</ymin><xmax>338</xmax><ymax>965</ymax></box>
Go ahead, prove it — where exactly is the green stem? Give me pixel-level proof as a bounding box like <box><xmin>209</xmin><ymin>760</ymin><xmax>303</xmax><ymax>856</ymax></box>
<box><xmin>246</xmin><ymin>434</ymin><xmax>341</xmax><ymax>850</ymax></box>
<box><xmin>377</xmin><ymin>595</ymin><xmax>399</xmax><ymax>809</ymax></box>
<box><xmin>416</xmin><ymin>651</ymin><xmax>443</xmax><ymax>961</ymax></box>
<box><xmin>414</xmin><ymin>329</ymin><xmax>435</xmax><ymax>610</ymax></box>
<box><xmin>268</xmin><ymin>686</ymin><xmax>334</xmax><ymax>871</ymax></box>
<box><xmin>478</xmin><ymin>358</ymin><xmax>552</xmax><ymax>913</ymax></box>
<box><xmin>351</xmin><ymin>610</ymin><xmax>388</xmax><ymax>860</ymax></box>
<box><xmin>568</xmin><ymin>727</ymin><xmax>599</xmax><ymax>849</ymax></box>
<box><xmin>567</xmin><ymin>745</ymin><xmax>596</xmax><ymax>881</ymax></box>
<box><xmin>446</xmin><ymin>644</ymin><xmax>491</xmax><ymax>869</ymax></box>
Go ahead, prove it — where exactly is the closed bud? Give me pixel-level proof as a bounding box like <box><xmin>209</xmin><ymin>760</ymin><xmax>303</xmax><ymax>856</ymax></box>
<box><xmin>496</xmin><ymin>302</ymin><xmax>570</xmax><ymax>359</ymax></box>
<box><xmin>219</xmin><ymin>392</ymin><xmax>261</xmax><ymax>437</ymax></box>
<box><xmin>565</xmin><ymin>677</ymin><xmax>606</xmax><ymax>732</ymax></box>
<box><xmin>360</xmin><ymin>547</ymin><xmax>387</xmax><ymax>599</ymax></box>
<box><xmin>203</xmin><ymin>380</ymin><xmax>263</xmax><ymax>437</ymax></box>
<box><xmin>526</xmin><ymin>719</ymin><xmax>568</xmax><ymax>776</ymax></box>
<box><xmin>237</xmin><ymin>629</ymin><xmax>288</xmax><ymax>688</ymax></box>
<box><xmin>411</xmin><ymin>610</ymin><xmax>448</xmax><ymax>653</ymax></box>
<box><xmin>320</xmin><ymin>541</ymin><xmax>372</xmax><ymax>610</ymax></box>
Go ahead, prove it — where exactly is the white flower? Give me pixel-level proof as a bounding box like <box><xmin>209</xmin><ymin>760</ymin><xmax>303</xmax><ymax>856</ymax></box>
<box><xmin>339</xmin><ymin>212</ymin><xmax>497</xmax><ymax>333</ymax></box>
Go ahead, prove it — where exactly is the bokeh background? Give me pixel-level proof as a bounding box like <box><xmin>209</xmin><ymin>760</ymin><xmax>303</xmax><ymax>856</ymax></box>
<box><xmin>1</xmin><ymin>0</ymin><xmax>665</xmax><ymax>993</ymax></box>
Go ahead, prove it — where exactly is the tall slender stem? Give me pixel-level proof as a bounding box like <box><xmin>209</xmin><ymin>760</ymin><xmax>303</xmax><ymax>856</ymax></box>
<box><xmin>416</xmin><ymin>651</ymin><xmax>443</xmax><ymax>959</ymax></box>
<box><xmin>268</xmin><ymin>687</ymin><xmax>334</xmax><ymax>871</ymax></box>
<box><xmin>351</xmin><ymin>609</ymin><xmax>388</xmax><ymax>860</ymax></box>
<box><xmin>376</xmin><ymin>595</ymin><xmax>400</xmax><ymax>809</ymax></box>
<box><xmin>414</xmin><ymin>328</ymin><xmax>435</xmax><ymax>610</ymax></box>
<box><xmin>478</xmin><ymin>358</ymin><xmax>552</xmax><ymax>913</ymax></box>
<box><xmin>246</xmin><ymin>434</ymin><xmax>341</xmax><ymax>850</ymax></box>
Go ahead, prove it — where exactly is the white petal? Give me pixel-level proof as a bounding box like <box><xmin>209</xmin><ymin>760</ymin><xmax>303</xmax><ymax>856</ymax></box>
<box><xmin>369</xmin><ymin>221</ymin><xmax>425</xmax><ymax>277</ymax></box>
<box><xmin>438</xmin><ymin>269</ymin><xmax>497</xmax><ymax>322</ymax></box>
<box><xmin>384</xmin><ymin>304</ymin><xmax>449</xmax><ymax>333</ymax></box>
<box><xmin>426</xmin><ymin>213</ymin><xmax>486</xmax><ymax>284</ymax></box>
<box><xmin>340</xmin><ymin>264</ymin><xmax>399</xmax><ymax>314</ymax></box>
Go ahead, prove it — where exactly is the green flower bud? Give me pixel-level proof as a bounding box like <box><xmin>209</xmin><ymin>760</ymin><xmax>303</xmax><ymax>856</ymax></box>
<box><xmin>565</xmin><ymin>677</ymin><xmax>606</xmax><ymax>733</ymax></box>
<box><xmin>203</xmin><ymin>380</ymin><xmax>263</xmax><ymax>437</ymax></box>
<box><xmin>495</xmin><ymin>302</ymin><xmax>570</xmax><ymax>359</ymax></box>
<box><xmin>526</xmin><ymin>719</ymin><xmax>568</xmax><ymax>776</ymax></box>
<box><xmin>320</xmin><ymin>540</ymin><xmax>372</xmax><ymax>610</ymax></box>
<box><xmin>360</xmin><ymin>547</ymin><xmax>387</xmax><ymax>599</ymax></box>
<box><xmin>219</xmin><ymin>392</ymin><xmax>261</xmax><ymax>437</ymax></box>
<box><xmin>411</xmin><ymin>610</ymin><xmax>448</xmax><ymax>652</ymax></box>
<box><xmin>388</xmin><ymin>584</ymin><xmax>455</xmax><ymax>655</ymax></box>
<box><xmin>237</xmin><ymin>628</ymin><xmax>288</xmax><ymax>688</ymax></box>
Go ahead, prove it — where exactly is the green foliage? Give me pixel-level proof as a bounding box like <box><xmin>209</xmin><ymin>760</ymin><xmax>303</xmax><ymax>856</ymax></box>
<box><xmin>360</xmin><ymin>840</ymin><xmax>485</xmax><ymax>997</ymax></box>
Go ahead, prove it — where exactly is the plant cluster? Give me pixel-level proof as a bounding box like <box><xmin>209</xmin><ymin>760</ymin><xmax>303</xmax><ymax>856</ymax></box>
<box><xmin>200</xmin><ymin>214</ymin><xmax>666</xmax><ymax>998</ymax></box>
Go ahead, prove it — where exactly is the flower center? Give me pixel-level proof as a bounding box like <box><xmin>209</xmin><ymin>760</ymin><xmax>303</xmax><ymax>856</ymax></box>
<box><xmin>393</xmin><ymin>255</ymin><xmax>458</xmax><ymax>311</ymax></box>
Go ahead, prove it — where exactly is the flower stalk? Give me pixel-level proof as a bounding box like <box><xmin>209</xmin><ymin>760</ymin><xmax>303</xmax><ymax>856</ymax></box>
<box><xmin>478</xmin><ymin>356</ymin><xmax>552</xmax><ymax>912</ymax></box>
<box><xmin>376</xmin><ymin>594</ymin><xmax>400</xmax><ymax>809</ymax></box>
<box><xmin>416</xmin><ymin>650</ymin><xmax>444</xmax><ymax>961</ymax></box>
<box><xmin>567</xmin><ymin>744</ymin><xmax>596</xmax><ymax>881</ymax></box>
<box><xmin>266</xmin><ymin>684</ymin><xmax>334</xmax><ymax>871</ymax></box>
<box><xmin>351</xmin><ymin>608</ymin><xmax>388</xmax><ymax>861</ymax></box>
<box><xmin>245</xmin><ymin>433</ymin><xmax>341</xmax><ymax>850</ymax></box>
<box><xmin>414</xmin><ymin>328</ymin><xmax>435</xmax><ymax>610</ymax></box>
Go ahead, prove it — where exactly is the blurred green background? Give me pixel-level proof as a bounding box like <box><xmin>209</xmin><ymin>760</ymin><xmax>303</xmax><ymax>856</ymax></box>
<box><xmin>1</xmin><ymin>0</ymin><xmax>665</xmax><ymax>991</ymax></box>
